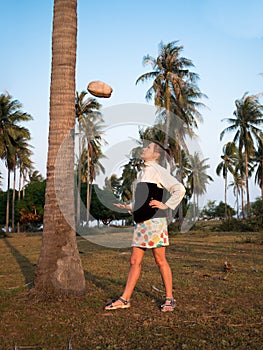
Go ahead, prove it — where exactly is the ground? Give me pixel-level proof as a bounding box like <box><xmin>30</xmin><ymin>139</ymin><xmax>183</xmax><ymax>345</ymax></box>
<box><xmin>0</xmin><ymin>226</ymin><xmax>262</xmax><ymax>349</ymax></box>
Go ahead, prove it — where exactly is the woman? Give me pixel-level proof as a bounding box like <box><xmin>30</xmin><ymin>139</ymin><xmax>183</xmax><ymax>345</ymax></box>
<box><xmin>105</xmin><ymin>142</ymin><xmax>186</xmax><ymax>312</ymax></box>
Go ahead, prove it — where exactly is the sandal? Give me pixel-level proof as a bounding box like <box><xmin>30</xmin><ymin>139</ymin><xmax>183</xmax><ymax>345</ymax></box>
<box><xmin>105</xmin><ymin>297</ymin><xmax>131</xmax><ymax>310</ymax></box>
<box><xmin>161</xmin><ymin>297</ymin><xmax>176</xmax><ymax>312</ymax></box>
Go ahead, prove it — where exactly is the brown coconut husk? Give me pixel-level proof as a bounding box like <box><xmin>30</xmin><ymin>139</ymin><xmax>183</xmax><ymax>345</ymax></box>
<box><xmin>87</xmin><ymin>80</ymin><xmax>113</xmax><ymax>98</ymax></box>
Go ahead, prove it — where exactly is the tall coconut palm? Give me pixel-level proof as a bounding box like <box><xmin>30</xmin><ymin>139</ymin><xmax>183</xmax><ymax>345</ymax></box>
<box><xmin>234</xmin><ymin>150</ymin><xmax>254</xmax><ymax>218</ymax></box>
<box><xmin>136</xmin><ymin>41</ymin><xmax>205</xmax><ymax>225</ymax></box>
<box><xmin>253</xmin><ymin>138</ymin><xmax>263</xmax><ymax>211</ymax></box>
<box><xmin>220</xmin><ymin>93</ymin><xmax>263</xmax><ymax>217</ymax></box>
<box><xmin>80</xmin><ymin>134</ymin><xmax>106</xmax><ymax>223</ymax></box>
<box><xmin>0</xmin><ymin>92</ymin><xmax>32</xmax><ymax>233</ymax></box>
<box><xmin>33</xmin><ymin>0</ymin><xmax>85</xmax><ymax>296</ymax></box>
<box><xmin>228</xmin><ymin>174</ymin><xmax>245</xmax><ymax>218</ymax></box>
<box><xmin>17</xmin><ymin>145</ymin><xmax>33</xmax><ymax>200</ymax></box>
<box><xmin>16</xmin><ymin>142</ymin><xmax>33</xmax><ymax>232</ymax></box>
<box><xmin>75</xmin><ymin>91</ymin><xmax>105</xmax><ymax>225</ymax></box>
<box><xmin>216</xmin><ymin>142</ymin><xmax>238</xmax><ymax>218</ymax></box>
<box><xmin>187</xmin><ymin>152</ymin><xmax>213</xmax><ymax>217</ymax></box>
<box><xmin>82</xmin><ymin>121</ymin><xmax>106</xmax><ymax>223</ymax></box>
<box><xmin>136</xmin><ymin>41</ymin><xmax>202</xmax><ymax>148</ymax></box>
<box><xmin>11</xmin><ymin>136</ymin><xmax>33</xmax><ymax>232</ymax></box>
<box><xmin>75</xmin><ymin>91</ymin><xmax>103</xmax><ymax>227</ymax></box>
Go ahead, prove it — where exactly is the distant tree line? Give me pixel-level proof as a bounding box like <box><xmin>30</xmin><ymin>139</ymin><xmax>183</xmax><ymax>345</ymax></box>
<box><xmin>1</xmin><ymin>42</ymin><xmax>262</xmax><ymax>234</ymax></box>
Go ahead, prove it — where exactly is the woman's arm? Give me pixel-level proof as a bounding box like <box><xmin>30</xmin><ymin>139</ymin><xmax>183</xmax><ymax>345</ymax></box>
<box><xmin>153</xmin><ymin>163</ymin><xmax>186</xmax><ymax>210</ymax></box>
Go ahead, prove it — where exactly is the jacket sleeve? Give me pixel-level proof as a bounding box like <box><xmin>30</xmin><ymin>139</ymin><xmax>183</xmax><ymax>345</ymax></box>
<box><xmin>154</xmin><ymin>163</ymin><xmax>186</xmax><ymax>210</ymax></box>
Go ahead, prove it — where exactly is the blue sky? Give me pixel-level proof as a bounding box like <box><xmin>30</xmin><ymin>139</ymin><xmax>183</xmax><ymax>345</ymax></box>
<box><xmin>0</xmin><ymin>0</ymin><xmax>263</xmax><ymax>207</ymax></box>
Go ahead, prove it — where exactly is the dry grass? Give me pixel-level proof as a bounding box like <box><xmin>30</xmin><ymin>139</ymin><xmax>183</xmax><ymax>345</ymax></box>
<box><xmin>0</xmin><ymin>228</ymin><xmax>262</xmax><ymax>349</ymax></box>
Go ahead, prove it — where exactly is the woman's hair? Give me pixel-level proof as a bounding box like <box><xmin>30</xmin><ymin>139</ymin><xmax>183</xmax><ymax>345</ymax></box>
<box><xmin>152</xmin><ymin>141</ymin><xmax>170</xmax><ymax>164</ymax></box>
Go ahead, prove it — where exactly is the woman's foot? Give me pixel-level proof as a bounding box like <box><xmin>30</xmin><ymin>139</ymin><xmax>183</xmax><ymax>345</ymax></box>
<box><xmin>105</xmin><ymin>297</ymin><xmax>131</xmax><ymax>310</ymax></box>
<box><xmin>161</xmin><ymin>297</ymin><xmax>176</xmax><ymax>312</ymax></box>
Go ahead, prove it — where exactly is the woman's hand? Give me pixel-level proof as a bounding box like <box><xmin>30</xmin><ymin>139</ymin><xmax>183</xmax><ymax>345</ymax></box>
<box><xmin>114</xmin><ymin>203</ymin><xmax>131</xmax><ymax>210</ymax></box>
<box><xmin>149</xmin><ymin>200</ymin><xmax>168</xmax><ymax>210</ymax></box>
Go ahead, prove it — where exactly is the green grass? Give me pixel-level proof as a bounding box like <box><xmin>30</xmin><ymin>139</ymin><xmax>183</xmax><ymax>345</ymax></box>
<box><xmin>0</xmin><ymin>229</ymin><xmax>262</xmax><ymax>349</ymax></box>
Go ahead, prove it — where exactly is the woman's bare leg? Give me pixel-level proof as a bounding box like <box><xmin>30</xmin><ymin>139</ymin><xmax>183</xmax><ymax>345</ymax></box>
<box><xmin>121</xmin><ymin>247</ymin><xmax>145</xmax><ymax>300</ymax></box>
<box><xmin>152</xmin><ymin>247</ymin><xmax>173</xmax><ymax>298</ymax></box>
<box><xmin>107</xmin><ymin>247</ymin><xmax>145</xmax><ymax>307</ymax></box>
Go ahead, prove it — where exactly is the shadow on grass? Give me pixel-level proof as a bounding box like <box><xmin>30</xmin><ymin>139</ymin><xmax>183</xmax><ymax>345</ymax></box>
<box><xmin>84</xmin><ymin>269</ymin><xmax>164</xmax><ymax>306</ymax></box>
<box><xmin>3</xmin><ymin>238</ymin><xmax>35</xmax><ymax>289</ymax></box>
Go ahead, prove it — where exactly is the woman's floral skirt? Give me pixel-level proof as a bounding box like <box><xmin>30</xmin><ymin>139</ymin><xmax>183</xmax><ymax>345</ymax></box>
<box><xmin>132</xmin><ymin>217</ymin><xmax>169</xmax><ymax>248</ymax></box>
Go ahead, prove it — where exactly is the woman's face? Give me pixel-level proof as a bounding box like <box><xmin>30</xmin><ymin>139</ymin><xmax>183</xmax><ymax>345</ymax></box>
<box><xmin>141</xmin><ymin>143</ymin><xmax>159</xmax><ymax>162</ymax></box>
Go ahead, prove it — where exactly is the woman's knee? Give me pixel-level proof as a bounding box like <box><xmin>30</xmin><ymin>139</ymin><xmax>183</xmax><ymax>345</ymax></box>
<box><xmin>153</xmin><ymin>247</ymin><xmax>167</xmax><ymax>268</ymax></box>
<box><xmin>130</xmin><ymin>248</ymin><xmax>144</xmax><ymax>267</ymax></box>
<box><xmin>130</xmin><ymin>255</ymin><xmax>143</xmax><ymax>267</ymax></box>
<box><xmin>154</xmin><ymin>256</ymin><xmax>168</xmax><ymax>268</ymax></box>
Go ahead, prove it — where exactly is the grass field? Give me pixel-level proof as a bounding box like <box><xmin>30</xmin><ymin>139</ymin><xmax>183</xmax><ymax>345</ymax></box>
<box><xmin>0</xmin><ymin>227</ymin><xmax>262</xmax><ymax>349</ymax></box>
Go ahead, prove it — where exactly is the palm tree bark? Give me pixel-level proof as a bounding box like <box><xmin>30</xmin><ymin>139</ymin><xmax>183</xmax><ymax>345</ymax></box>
<box><xmin>76</xmin><ymin>128</ymin><xmax>81</xmax><ymax>228</ymax></box>
<box><xmin>178</xmin><ymin>147</ymin><xmax>184</xmax><ymax>225</ymax></box>
<box><xmin>224</xmin><ymin>173</ymin><xmax>228</xmax><ymax>218</ymax></box>
<box><xmin>12</xmin><ymin>167</ymin><xmax>16</xmax><ymax>232</ymax></box>
<box><xmin>241</xmin><ymin>187</ymin><xmax>245</xmax><ymax>219</ymax></box>
<box><xmin>33</xmin><ymin>0</ymin><xmax>85</xmax><ymax>296</ymax></box>
<box><xmin>86</xmin><ymin>143</ymin><xmax>91</xmax><ymax>223</ymax></box>
<box><xmin>5</xmin><ymin>170</ymin><xmax>10</xmax><ymax>235</ymax></box>
<box><xmin>245</xmin><ymin>152</ymin><xmax>250</xmax><ymax>217</ymax></box>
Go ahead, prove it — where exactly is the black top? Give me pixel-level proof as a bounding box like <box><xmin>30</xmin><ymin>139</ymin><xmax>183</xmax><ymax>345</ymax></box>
<box><xmin>133</xmin><ymin>182</ymin><xmax>168</xmax><ymax>223</ymax></box>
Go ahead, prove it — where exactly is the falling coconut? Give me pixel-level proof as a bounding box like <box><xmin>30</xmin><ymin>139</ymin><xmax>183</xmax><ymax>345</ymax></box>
<box><xmin>87</xmin><ymin>80</ymin><xmax>113</xmax><ymax>98</ymax></box>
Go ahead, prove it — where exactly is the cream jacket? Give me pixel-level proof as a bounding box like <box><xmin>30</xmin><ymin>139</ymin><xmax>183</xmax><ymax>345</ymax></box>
<box><xmin>134</xmin><ymin>161</ymin><xmax>186</xmax><ymax>210</ymax></box>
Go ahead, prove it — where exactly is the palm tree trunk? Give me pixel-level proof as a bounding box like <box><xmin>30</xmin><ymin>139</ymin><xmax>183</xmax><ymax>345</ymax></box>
<box><xmin>224</xmin><ymin>174</ymin><xmax>227</xmax><ymax>218</ymax></box>
<box><xmin>17</xmin><ymin>169</ymin><xmax>22</xmax><ymax>233</ymax></box>
<box><xmin>5</xmin><ymin>170</ymin><xmax>10</xmax><ymax>235</ymax></box>
<box><xmin>12</xmin><ymin>167</ymin><xmax>16</xmax><ymax>233</ymax></box>
<box><xmin>245</xmin><ymin>152</ymin><xmax>250</xmax><ymax>218</ymax></box>
<box><xmin>236</xmin><ymin>190</ymin><xmax>239</xmax><ymax>218</ymax></box>
<box><xmin>163</xmin><ymin>87</ymin><xmax>171</xmax><ymax>165</ymax></box>
<box><xmin>164</xmin><ymin>110</ymin><xmax>170</xmax><ymax>151</ymax></box>
<box><xmin>33</xmin><ymin>0</ymin><xmax>85</xmax><ymax>296</ymax></box>
<box><xmin>86</xmin><ymin>149</ymin><xmax>90</xmax><ymax>224</ymax></box>
<box><xmin>76</xmin><ymin>127</ymin><xmax>81</xmax><ymax>228</ymax></box>
<box><xmin>241</xmin><ymin>186</ymin><xmax>245</xmax><ymax>219</ymax></box>
<box><xmin>178</xmin><ymin>147</ymin><xmax>183</xmax><ymax>225</ymax></box>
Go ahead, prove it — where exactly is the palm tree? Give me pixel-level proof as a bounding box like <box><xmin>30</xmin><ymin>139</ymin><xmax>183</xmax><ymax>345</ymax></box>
<box><xmin>33</xmin><ymin>0</ymin><xmax>85</xmax><ymax>296</ymax></box>
<box><xmin>17</xmin><ymin>145</ymin><xmax>34</xmax><ymax>199</ymax></box>
<box><xmin>29</xmin><ymin>169</ymin><xmax>44</xmax><ymax>183</ymax></box>
<box><xmin>216</xmin><ymin>142</ymin><xmax>238</xmax><ymax>218</ymax></box>
<box><xmin>11</xmin><ymin>136</ymin><xmax>33</xmax><ymax>232</ymax></box>
<box><xmin>228</xmin><ymin>174</ymin><xmax>245</xmax><ymax>218</ymax></box>
<box><xmin>220</xmin><ymin>93</ymin><xmax>263</xmax><ymax>217</ymax></box>
<box><xmin>136</xmin><ymin>41</ymin><xmax>205</xmax><ymax>225</ymax></box>
<box><xmin>0</xmin><ymin>92</ymin><xmax>32</xmax><ymax>233</ymax></box>
<box><xmin>187</xmin><ymin>152</ymin><xmax>213</xmax><ymax>217</ymax></box>
<box><xmin>16</xmin><ymin>143</ymin><xmax>34</xmax><ymax>232</ymax></box>
<box><xmin>234</xmin><ymin>150</ymin><xmax>254</xmax><ymax>218</ymax></box>
<box><xmin>79</xmin><ymin>137</ymin><xmax>105</xmax><ymax>223</ymax></box>
<box><xmin>253</xmin><ymin>138</ymin><xmax>263</xmax><ymax>211</ymax></box>
<box><xmin>136</xmin><ymin>41</ymin><xmax>202</xmax><ymax>148</ymax></box>
<box><xmin>75</xmin><ymin>91</ymin><xmax>105</xmax><ymax>225</ymax></box>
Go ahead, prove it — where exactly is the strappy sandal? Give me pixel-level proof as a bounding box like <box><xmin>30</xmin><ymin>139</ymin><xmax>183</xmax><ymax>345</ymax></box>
<box><xmin>105</xmin><ymin>297</ymin><xmax>131</xmax><ymax>310</ymax></box>
<box><xmin>161</xmin><ymin>297</ymin><xmax>176</xmax><ymax>312</ymax></box>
